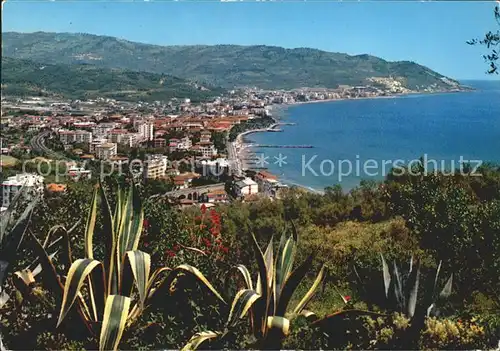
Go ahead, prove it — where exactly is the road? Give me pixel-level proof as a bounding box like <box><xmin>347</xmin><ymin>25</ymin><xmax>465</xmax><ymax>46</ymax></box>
<box><xmin>226</xmin><ymin>140</ymin><xmax>243</xmax><ymax>177</ymax></box>
<box><xmin>30</xmin><ymin>131</ymin><xmax>53</xmax><ymax>154</ymax></box>
<box><xmin>30</xmin><ymin>130</ymin><xmax>67</xmax><ymax>159</ymax></box>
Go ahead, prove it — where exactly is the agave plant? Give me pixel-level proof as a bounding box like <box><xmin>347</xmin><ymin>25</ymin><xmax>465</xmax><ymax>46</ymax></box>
<box><xmin>0</xmin><ymin>188</ymin><xmax>38</xmax><ymax>351</ymax></box>
<box><xmin>183</xmin><ymin>225</ymin><xmax>326</xmax><ymax>350</ymax></box>
<box><xmin>0</xmin><ymin>187</ymin><xmax>38</xmax><ymax>307</ymax></box>
<box><xmin>377</xmin><ymin>254</ymin><xmax>454</xmax><ymax>348</ymax></box>
<box><xmin>31</xmin><ymin>183</ymin><xmax>224</xmax><ymax>351</ymax></box>
<box><xmin>380</xmin><ymin>254</ymin><xmax>453</xmax><ymax>319</ymax></box>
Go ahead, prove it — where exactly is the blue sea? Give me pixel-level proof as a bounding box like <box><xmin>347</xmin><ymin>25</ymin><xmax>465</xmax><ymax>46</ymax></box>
<box><xmin>250</xmin><ymin>80</ymin><xmax>500</xmax><ymax>192</ymax></box>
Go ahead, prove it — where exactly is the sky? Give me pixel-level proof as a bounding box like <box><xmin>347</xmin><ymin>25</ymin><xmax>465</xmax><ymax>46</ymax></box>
<box><xmin>3</xmin><ymin>1</ymin><xmax>499</xmax><ymax>80</ymax></box>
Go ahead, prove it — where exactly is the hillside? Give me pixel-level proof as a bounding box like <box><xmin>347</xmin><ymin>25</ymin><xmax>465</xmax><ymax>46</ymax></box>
<box><xmin>2</xmin><ymin>31</ymin><xmax>462</xmax><ymax>91</ymax></box>
<box><xmin>1</xmin><ymin>57</ymin><xmax>225</xmax><ymax>102</ymax></box>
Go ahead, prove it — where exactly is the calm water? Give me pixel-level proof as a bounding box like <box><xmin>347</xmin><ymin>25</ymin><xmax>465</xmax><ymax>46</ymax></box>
<box><xmin>250</xmin><ymin>80</ymin><xmax>500</xmax><ymax>192</ymax></box>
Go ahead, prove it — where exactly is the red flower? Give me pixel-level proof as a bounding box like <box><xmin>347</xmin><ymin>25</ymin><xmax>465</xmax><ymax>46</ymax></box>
<box><xmin>173</xmin><ymin>244</ymin><xmax>181</xmax><ymax>252</ymax></box>
<box><xmin>201</xmin><ymin>204</ymin><xmax>207</xmax><ymax>214</ymax></box>
<box><xmin>219</xmin><ymin>246</ymin><xmax>229</xmax><ymax>254</ymax></box>
<box><xmin>344</xmin><ymin>295</ymin><xmax>351</xmax><ymax>302</ymax></box>
<box><xmin>143</xmin><ymin>242</ymin><xmax>149</xmax><ymax>248</ymax></box>
<box><xmin>202</xmin><ymin>238</ymin><xmax>212</xmax><ymax>247</ymax></box>
<box><xmin>165</xmin><ymin>250</ymin><xmax>176</xmax><ymax>258</ymax></box>
<box><xmin>210</xmin><ymin>226</ymin><xmax>220</xmax><ymax>237</ymax></box>
<box><xmin>210</xmin><ymin>211</ymin><xmax>220</xmax><ymax>220</ymax></box>
<box><xmin>143</xmin><ymin>219</ymin><xmax>149</xmax><ymax>228</ymax></box>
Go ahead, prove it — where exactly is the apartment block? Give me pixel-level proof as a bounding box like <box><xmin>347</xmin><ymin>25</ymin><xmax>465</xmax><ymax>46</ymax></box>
<box><xmin>143</xmin><ymin>154</ymin><xmax>169</xmax><ymax>179</ymax></box>
<box><xmin>95</xmin><ymin>143</ymin><xmax>117</xmax><ymax>160</ymax></box>
<box><xmin>1</xmin><ymin>173</ymin><xmax>44</xmax><ymax>209</ymax></box>
<box><xmin>59</xmin><ymin>130</ymin><xmax>93</xmax><ymax>145</ymax></box>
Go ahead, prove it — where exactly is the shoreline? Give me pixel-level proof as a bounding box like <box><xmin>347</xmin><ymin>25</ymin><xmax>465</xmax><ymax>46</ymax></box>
<box><xmin>233</xmin><ymin>89</ymin><xmax>469</xmax><ymax>192</ymax></box>
<box><xmin>273</xmin><ymin>88</ymin><xmax>467</xmax><ymax>109</ymax></box>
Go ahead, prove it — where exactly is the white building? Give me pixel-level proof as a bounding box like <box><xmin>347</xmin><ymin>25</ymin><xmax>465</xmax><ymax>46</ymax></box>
<box><xmin>169</xmin><ymin>136</ymin><xmax>192</xmax><ymax>153</ymax></box>
<box><xmin>143</xmin><ymin>154</ymin><xmax>169</xmax><ymax>179</ymax></box>
<box><xmin>108</xmin><ymin>129</ymin><xmax>129</xmax><ymax>144</ymax></box>
<box><xmin>67</xmin><ymin>166</ymin><xmax>92</xmax><ymax>181</ymax></box>
<box><xmin>59</xmin><ymin>130</ymin><xmax>93</xmax><ymax>145</ymax></box>
<box><xmin>108</xmin><ymin>129</ymin><xmax>141</xmax><ymax>147</ymax></box>
<box><xmin>179</xmin><ymin>136</ymin><xmax>192</xmax><ymax>150</ymax></box>
<box><xmin>121</xmin><ymin>133</ymin><xmax>141</xmax><ymax>147</ymax></box>
<box><xmin>1</xmin><ymin>173</ymin><xmax>44</xmax><ymax>208</ymax></box>
<box><xmin>95</xmin><ymin>143</ymin><xmax>117</xmax><ymax>160</ymax></box>
<box><xmin>234</xmin><ymin>177</ymin><xmax>258</xmax><ymax>197</ymax></box>
<box><xmin>28</xmin><ymin>124</ymin><xmax>45</xmax><ymax>133</ymax></box>
<box><xmin>254</xmin><ymin>171</ymin><xmax>288</xmax><ymax>198</ymax></box>
<box><xmin>137</xmin><ymin>122</ymin><xmax>154</xmax><ymax>141</ymax></box>
<box><xmin>92</xmin><ymin>122</ymin><xmax>117</xmax><ymax>137</ymax></box>
<box><xmin>89</xmin><ymin>138</ymin><xmax>108</xmax><ymax>154</ymax></box>
<box><xmin>200</xmin><ymin>131</ymin><xmax>212</xmax><ymax>143</ymax></box>
<box><xmin>195</xmin><ymin>142</ymin><xmax>217</xmax><ymax>159</ymax></box>
<box><xmin>199</xmin><ymin>158</ymin><xmax>229</xmax><ymax>177</ymax></box>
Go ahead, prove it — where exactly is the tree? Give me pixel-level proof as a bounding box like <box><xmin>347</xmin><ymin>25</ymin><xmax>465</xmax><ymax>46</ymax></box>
<box><xmin>468</xmin><ymin>4</ymin><xmax>500</xmax><ymax>74</ymax></box>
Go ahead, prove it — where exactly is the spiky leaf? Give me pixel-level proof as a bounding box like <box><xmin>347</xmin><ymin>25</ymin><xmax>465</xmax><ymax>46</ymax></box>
<box><xmin>117</xmin><ymin>185</ymin><xmax>144</xmax><ymax>258</ymax></box>
<box><xmin>275</xmin><ymin>235</ymin><xmax>296</xmax><ymax>301</ymax></box>
<box><xmin>57</xmin><ymin>259</ymin><xmax>103</xmax><ymax>326</ymax></box>
<box><xmin>123</xmin><ymin>250</ymin><xmax>151</xmax><ymax>307</ymax></box>
<box><xmin>439</xmin><ymin>274</ymin><xmax>453</xmax><ymax>299</ymax></box>
<box><xmin>84</xmin><ymin>187</ymin><xmax>99</xmax><ymax>259</ymax></box>
<box><xmin>234</xmin><ymin>264</ymin><xmax>254</xmax><ymax>290</ymax></box>
<box><xmin>275</xmin><ymin>255</ymin><xmax>314</xmax><ymax>316</ymax></box>
<box><xmin>99</xmin><ymin>295</ymin><xmax>131</xmax><ymax>351</ymax></box>
<box><xmin>169</xmin><ymin>264</ymin><xmax>225</xmax><ymax>303</ymax></box>
<box><xmin>293</xmin><ymin>265</ymin><xmax>326</xmax><ymax>315</ymax></box>
<box><xmin>226</xmin><ymin>289</ymin><xmax>260</xmax><ymax>327</ymax></box>
<box><xmin>0</xmin><ymin>197</ymin><xmax>38</xmax><ymax>286</ymax></box>
<box><xmin>406</xmin><ymin>261</ymin><xmax>420</xmax><ymax>318</ymax></box>
<box><xmin>250</xmin><ymin>232</ymin><xmax>270</xmax><ymax>335</ymax></box>
<box><xmin>181</xmin><ymin>331</ymin><xmax>219</xmax><ymax>351</ymax></box>
<box><xmin>393</xmin><ymin>262</ymin><xmax>404</xmax><ymax>312</ymax></box>
<box><xmin>380</xmin><ymin>254</ymin><xmax>391</xmax><ymax>299</ymax></box>
<box><xmin>99</xmin><ymin>184</ymin><xmax>118</xmax><ymax>295</ymax></box>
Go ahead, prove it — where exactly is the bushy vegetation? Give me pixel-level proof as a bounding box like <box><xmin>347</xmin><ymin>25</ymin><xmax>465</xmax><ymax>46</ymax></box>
<box><xmin>1</xmin><ymin>57</ymin><xmax>225</xmax><ymax>102</ymax></box>
<box><xmin>1</xmin><ymin>163</ymin><xmax>499</xmax><ymax>350</ymax></box>
<box><xmin>228</xmin><ymin>116</ymin><xmax>275</xmax><ymax>141</ymax></box>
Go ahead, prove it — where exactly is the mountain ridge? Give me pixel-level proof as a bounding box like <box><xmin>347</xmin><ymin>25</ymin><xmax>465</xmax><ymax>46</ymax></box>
<box><xmin>3</xmin><ymin>31</ymin><xmax>462</xmax><ymax>91</ymax></box>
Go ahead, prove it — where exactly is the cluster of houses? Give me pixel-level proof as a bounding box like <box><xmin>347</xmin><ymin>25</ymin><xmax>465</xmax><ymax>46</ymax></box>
<box><xmin>0</xmin><ymin>168</ymin><xmax>288</xmax><ymax>214</ymax></box>
<box><xmin>1</xmin><ymin>95</ymin><xmax>295</xmax><ymax>210</ymax></box>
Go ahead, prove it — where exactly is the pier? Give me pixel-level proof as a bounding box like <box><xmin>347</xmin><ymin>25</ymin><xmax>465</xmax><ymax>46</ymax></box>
<box><xmin>253</xmin><ymin>144</ymin><xmax>314</xmax><ymax>149</ymax></box>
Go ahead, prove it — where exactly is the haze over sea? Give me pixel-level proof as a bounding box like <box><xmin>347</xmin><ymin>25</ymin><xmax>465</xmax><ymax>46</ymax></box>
<box><xmin>250</xmin><ymin>80</ymin><xmax>500</xmax><ymax>192</ymax></box>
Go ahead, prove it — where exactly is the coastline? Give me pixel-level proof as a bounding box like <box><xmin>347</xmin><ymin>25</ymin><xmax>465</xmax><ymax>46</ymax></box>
<box><xmin>233</xmin><ymin>89</ymin><xmax>469</xmax><ymax>193</ymax></box>
<box><xmin>275</xmin><ymin>88</ymin><xmax>466</xmax><ymax>108</ymax></box>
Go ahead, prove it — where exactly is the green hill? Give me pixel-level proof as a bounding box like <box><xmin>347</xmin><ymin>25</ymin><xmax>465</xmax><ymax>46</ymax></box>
<box><xmin>1</xmin><ymin>57</ymin><xmax>225</xmax><ymax>102</ymax></box>
<box><xmin>2</xmin><ymin>31</ymin><xmax>462</xmax><ymax>91</ymax></box>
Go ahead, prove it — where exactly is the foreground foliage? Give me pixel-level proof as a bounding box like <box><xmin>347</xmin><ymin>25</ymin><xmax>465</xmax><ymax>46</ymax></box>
<box><xmin>2</xmin><ymin>163</ymin><xmax>500</xmax><ymax>349</ymax></box>
<box><xmin>184</xmin><ymin>225</ymin><xmax>326</xmax><ymax>349</ymax></box>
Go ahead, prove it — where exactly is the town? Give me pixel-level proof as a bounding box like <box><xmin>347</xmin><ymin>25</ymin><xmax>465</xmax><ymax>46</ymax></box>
<box><xmin>0</xmin><ymin>81</ymin><xmax>452</xmax><ymax>211</ymax></box>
